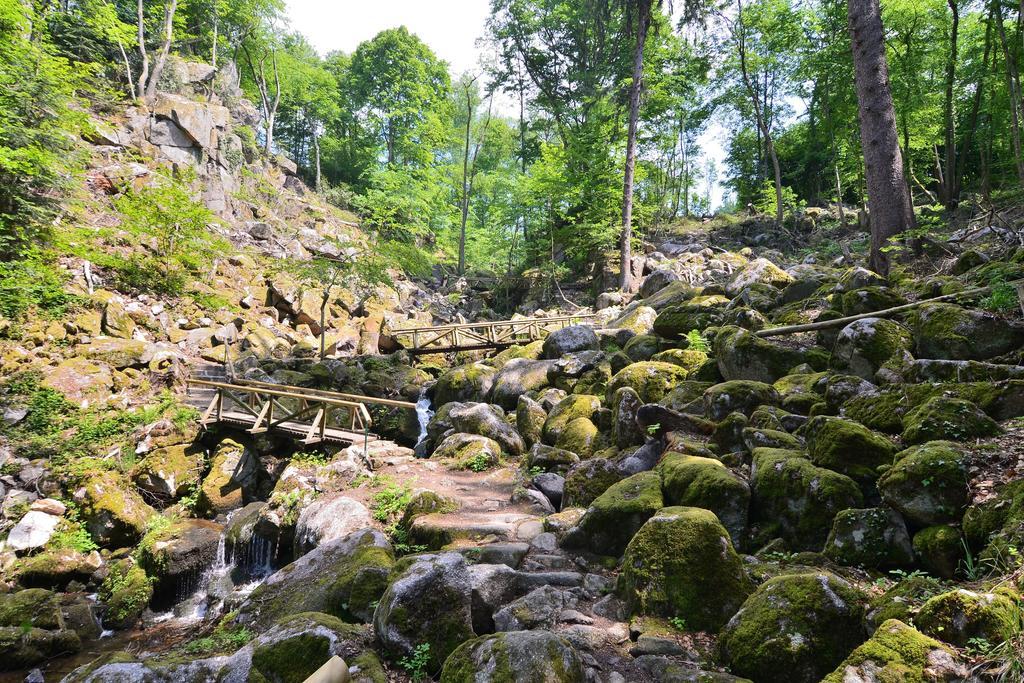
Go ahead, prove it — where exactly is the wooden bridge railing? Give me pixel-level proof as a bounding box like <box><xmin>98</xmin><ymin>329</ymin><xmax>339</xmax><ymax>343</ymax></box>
<box><xmin>390</xmin><ymin>314</ymin><xmax>596</xmax><ymax>354</ymax></box>
<box><xmin>187</xmin><ymin>379</ymin><xmax>379</xmax><ymax>447</ymax></box>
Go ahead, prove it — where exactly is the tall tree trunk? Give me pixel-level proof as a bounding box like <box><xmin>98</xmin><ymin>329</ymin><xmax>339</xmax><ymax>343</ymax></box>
<box><xmin>958</xmin><ymin>14</ymin><xmax>992</xmax><ymax>183</ymax></box>
<box><xmin>995</xmin><ymin>0</ymin><xmax>1024</xmax><ymax>183</ymax></box>
<box><xmin>459</xmin><ymin>86</ymin><xmax>473</xmax><ymax>276</ymax></box>
<box><xmin>135</xmin><ymin>0</ymin><xmax>148</xmax><ymax>100</ymax></box>
<box><xmin>847</xmin><ymin>0</ymin><xmax>917</xmax><ymax>276</ymax></box>
<box><xmin>941</xmin><ymin>0</ymin><xmax>959</xmax><ymax>207</ymax></box>
<box><xmin>144</xmin><ymin>0</ymin><xmax>178</xmax><ymax>102</ymax></box>
<box><xmin>244</xmin><ymin>44</ymin><xmax>281</xmax><ymax>156</ymax></box>
<box><xmin>735</xmin><ymin>0</ymin><xmax>784</xmax><ymax>225</ymax></box>
<box><xmin>313</xmin><ymin>132</ymin><xmax>322</xmax><ymax>191</ymax></box>
<box><xmin>619</xmin><ymin>0</ymin><xmax>653</xmax><ymax>293</ymax></box>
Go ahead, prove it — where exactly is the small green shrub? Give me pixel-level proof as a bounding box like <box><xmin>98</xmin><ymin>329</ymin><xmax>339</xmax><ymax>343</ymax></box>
<box><xmin>398</xmin><ymin>642</ymin><xmax>431</xmax><ymax>682</ymax></box>
<box><xmin>0</xmin><ymin>255</ymin><xmax>75</xmax><ymax>320</ymax></box>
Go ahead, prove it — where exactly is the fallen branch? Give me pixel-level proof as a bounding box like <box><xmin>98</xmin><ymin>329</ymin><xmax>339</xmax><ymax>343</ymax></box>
<box><xmin>754</xmin><ymin>281</ymin><xmax>1003</xmax><ymax>338</ymax></box>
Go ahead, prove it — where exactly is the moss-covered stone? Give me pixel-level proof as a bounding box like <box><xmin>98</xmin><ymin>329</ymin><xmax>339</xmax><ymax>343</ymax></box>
<box><xmin>750</xmin><ymin>448</ymin><xmax>863</xmax><ymax>550</ymax></box>
<box><xmin>839</xmin><ymin>287</ymin><xmax>907</xmax><ymax>316</ymax></box>
<box><xmin>130</xmin><ymin>444</ymin><xmax>204</xmax><ymax>503</ymax></box>
<box><xmin>515</xmin><ymin>395</ymin><xmax>546</xmax><ymax>449</ymax></box>
<box><xmin>910</xmin><ymin>302</ymin><xmax>1024</xmax><ymax>360</ymax></box>
<box><xmin>721</xmin><ymin>572</ymin><xmax>868</xmax><ymax>683</ymax></box>
<box><xmin>525</xmin><ymin>443</ymin><xmax>580</xmax><ymax>474</ymax></box>
<box><xmin>98</xmin><ymin>559</ymin><xmax>152</xmax><ymax>629</ymax></box>
<box><xmin>660</xmin><ymin>380</ymin><xmax>715</xmax><ymax>411</ymax></box>
<box><xmin>912</xmin><ymin>525</ymin><xmax>964</xmax><ymax>579</ymax></box>
<box><xmin>562</xmin><ymin>459</ymin><xmax>624</xmax><ymax>508</ymax></box>
<box><xmin>80</xmin><ymin>472</ymin><xmax>156</xmax><ymax>548</ymax></box>
<box><xmin>652</xmin><ymin>296</ymin><xmax>730</xmax><ymax>339</ymax></box>
<box><xmin>620</xmin><ymin>506</ymin><xmax>753</xmax><ymax>631</ymax></box>
<box><xmin>914</xmin><ymin>588</ymin><xmax>1022</xmax><ymax>647</ymax></box>
<box><xmin>0</xmin><ymin>589</ymin><xmax>63</xmax><ymax>630</ymax></box>
<box><xmin>803</xmin><ymin>415</ymin><xmax>895</xmax><ymax>484</ymax></box>
<box><xmin>562</xmin><ymin>471</ymin><xmax>664</xmax><ymax>557</ymax></box>
<box><xmin>251</xmin><ymin>612</ymin><xmax>366</xmax><ymax>683</ymax></box>
<box><xmin>240</xmin><ymin>529</ymin><xmax>395</xmax><ymax>627</ymax></box>
<box><xmin>554</xmin><ymin>417</ymin><xmax>599</xmax><ymax>458</ymax></box>
<box><xmin>432</xmin><ymin>362</ymin><xmax>497</xmax><ymax>406</ymax></box>
<box><xmin>0</xmin><ymin>626</ymin><xmax>81</xmax><ymax>671</ymax></box>
<box><xmin>196</xmin><ymin>437</ymin><xmax>260</xmax><ymax>516</ymax></box>
<box><xmin>703</xmin><ymin>380</ymin><xmax>781</xmax><ymax>421</ymax></box>
<box><xmin>830</xmin><ymin>317</ymin><xmax>913</xmax><ymax>381</ymax></box>
<box><xmin>878</xmin><ymin>442</ymin><xmax>968</xmax><ymax>527</ymax></box>
<box><xmin>901</xmin><ymin>397</ymin><xmax>1001</xmax><ymax>444</ymax></box>
<box><xmin>543</xmin><ymin>394</ymin><xmax>602</xmax><ymax>444</ymax></box>
<box><xmin>962</xmin><ymin>479</ymin><xmax>1024</xmax><ymax>564</ymax></box>
<box><xmin>841</xmin><ymin>391</ymin><xmax>911</xmax><ymax>434</ymax></box>
<box><xmin>742</xmin><ymin>426</ymin><xmax>802</xmax><ymax>451</ymax></box>
<box><xmin>651</xmin><ymin>348</ymin><xmax>709</xmax><ymax>373</ymax></box>
<box><xmin>712</xmin><ymin>411</ymin><xmax>749</xmax><ymax>454</ymax></box>
<box><xmin>714</xmin><ymin>326</ymin><xmax>806</xmax><ymax>384</ymax></box>
<box><xmin>822</xmin><ymin>619</ymin><xmax>964</xmax><ymax>682</ymax></box>
<box><xmin>658</xmin><ymin>452</ymin><xmax>750</xmax><ymax>547</ymax></box>
<box><xmin>432</xmin><ymin>433</ymin><xmax>502</xmax><ymax>470</ymax></box>
<box><xmin>823</xmin><ymin>507</ymin><xmax>914</xmax><ymax>568</ymax></box>
<box><xmin>865</xmin><ymin>574</ymin><xmax>946</xmax><ymax>629</ymax></box>
<box><xmin>623</xmin><ymin>334</ymin><xmax>668</xmax><ymax>362</ymax></box>
<box><xmin>773</xmin><ymin>372</ymin><xmax>827</xmax><ymax>415</ymax></box>
<box><xmin>605</xmin><ymin>361</ymin><xmax>689</xmax><ymax>404</ymax></box>
<box><xmin>439</xmin><ymin>630</ymin><xmax>586</xmax><ymax>683</ymax></box>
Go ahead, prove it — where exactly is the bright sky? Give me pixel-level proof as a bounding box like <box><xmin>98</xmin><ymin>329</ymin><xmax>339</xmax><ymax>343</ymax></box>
<box><xmin>283</xmin><ymin>0</ymin><xmax>728</xmax><ymax>209</ymax></box>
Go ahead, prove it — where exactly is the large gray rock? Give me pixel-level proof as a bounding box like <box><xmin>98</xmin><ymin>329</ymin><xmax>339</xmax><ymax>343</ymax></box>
<box><xmin>293</xmin><ymin>495</ymin><xmax>373</xmax><ymax>557</ymax></box>
<box><xmin>7</xmin><ymin>509</ymin><xmax>62</xmax><ymax>552</ymax></box>
<box><xmin>542</xmin><ymin>325</ymin><xmax>599</xmax><ymax>359</ymax></box>
<box><xmin>440</xmin><ymin>630</ymin><xmax>586</xmax><ymax>683</ymax></box>
<box><xmin>373</xmin><ymin>552</ymin><xmax>475</xmax><ymax>671</ymax></box>
<box><xmin>447</xmin><ymin>403</ymin><xmax>525</xmax><ymax>456</ymax></box>
<box><xmin>831</xmin><ymin>318</ymin><xmax>913</xmax><ymax>380</ymax></box>
<box><xmin>489</xmin><ymin>359</ymin><xmax>557</xmax><ymax>409</ymax></box>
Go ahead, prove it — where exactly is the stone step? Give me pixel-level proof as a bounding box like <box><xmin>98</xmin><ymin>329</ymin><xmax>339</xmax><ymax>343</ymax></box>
<box><xmin>409</xmin><ymin>512</ymin><xmax>544</xmax><ymax>550</ymax></box>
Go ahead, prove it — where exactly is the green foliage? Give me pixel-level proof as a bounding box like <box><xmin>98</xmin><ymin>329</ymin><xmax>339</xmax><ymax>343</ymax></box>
<box><xmin>0</xmin><ymin>0</ymin><xmax>88</xmax><ymax>258</ymax></box>
<box><xmin>102</xmin><ymin>171</ymin><xmax>224</xmax><ymax>295</ymax></box>
<box><xmin>669</xmin><ymin>616</ymin><xmax>688</xmax><ymax>631</ymax></box>
<box><xmin>398</xmin><ymin>642</ymin><xmax>431</xmax><ymax>682</ymax></box>
<box><xmin>0</xmin><ymin>254</ymin><xmax>76</xmax><ymax>320</ymax></box>
<box><xmin>464</xmin><ymin>453</ymin><xmax>493</xmax><ymax>473</ymax></box>
<box><xmin>183</xmin><ymin>619</ymin><xmax>253</xmax><ymax>655</ymax></box>
<box><xmin>981</xmin><ymin>280</ymin><xmax>1019</xmax><ymax>313</ymax></box>
<box><xmin>753</xmin><ymin>178</ymin><xmax>802</xmax><ymax>217</ymax></box>
<box><xmin>370</xmin><ymin>479</ymin><xmax>413</xmax><ymax>524</ymax></box>
<box><xmin>685</xmin><ymin>330</ymin><xmax>709</xmax><ymax>352</ymax></box>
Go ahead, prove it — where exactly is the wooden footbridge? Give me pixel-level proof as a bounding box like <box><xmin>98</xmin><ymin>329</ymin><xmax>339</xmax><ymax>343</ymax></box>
<box><xmin>390</xmin><ymin>314</ymin><xmax>596</xmax><ymax>354</ymax></box>
<box><xmin>186</xmin><ymin>377</ymin><xmax>416</xmax><ymax>447</ymax></box>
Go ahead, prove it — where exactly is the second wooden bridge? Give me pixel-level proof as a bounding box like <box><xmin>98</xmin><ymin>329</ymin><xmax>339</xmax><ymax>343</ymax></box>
<box><xmin>389</xmin><ymin>314</ymin><xmax>596</xmax><ymax>354</ymax></box>
<box><xmin>186</xmin><ymin>378</ymin><xmax>416</xmax><ymax>447</ymax></box>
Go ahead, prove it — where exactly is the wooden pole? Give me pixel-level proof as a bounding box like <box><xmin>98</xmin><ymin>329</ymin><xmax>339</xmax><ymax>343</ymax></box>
<box><xmin>755</xmin><ymin>281</ymin><xmax>1002</xmax><ymax>338</ymax></box>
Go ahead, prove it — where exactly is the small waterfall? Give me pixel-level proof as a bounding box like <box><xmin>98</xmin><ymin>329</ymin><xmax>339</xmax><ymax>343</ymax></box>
<box><xmin>414</xmin><ymin>389</ymin><xmax>434</xmax><ymax>451</ymax></box>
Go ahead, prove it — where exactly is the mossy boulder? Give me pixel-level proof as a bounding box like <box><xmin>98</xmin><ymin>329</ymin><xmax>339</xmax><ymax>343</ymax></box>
<box><xmin>803</xmin><ymin>415</ymin><xmax>895</xmax><ymax>484</ymax></box>
<box><xmin>562</xmin><ymin>459</ymin><xmax>624</xmax><ymax>508</ymax></box>
<box><xmin>720</xmin><ymin>572</ymin><xmax>868</xmax><ymax>683</ymax></box>
<box><xmin>0</xmin><ymin>589</ymin><xmax>63</xmax><ymax>630</ymax></box>
<box><xmin>447</xmin><ymin>402</ymin><xmax>525</xmax><ymax>456</ymax></box>
<box><xmin>0</xmin><ymin>626</ymin><xmax>81</xmax><ymax>671</ymax></box>
<box><xmin>839</xmin><ymin>287</ymin><xmax>906</xmax><ymax>316</ymax></box>
<box><xmin>714</xmin><ymin>326</ymin><xmax>806</xmax><ymax>384</ymax></box>
<box><xmin>373</xmin><ymin>552</ymin><xmax>475</xmax><ymax>671</ymax></box>
<box><xmin>750</xmin><ymin>448</ymin><xmax>863</xmax><ymax>550</ymax></box>
<box><xmin>823</xmin><ymin>507</ymin><xmax>915</xmax><ymax>568</ymax></box>
<box><xmin>726</xmin><ymin>258</ymin><xmax>794</xmax><ymax>296</ymax></box>
<box><xmin>515</xmin><ymin>395</ymin><xmax>546</xmax><ymax>449</ymax></box>
<box><xmin>962</xmin><ymin>479</ymin><xmax>1024</xmax><ymax>564</ymax></box>
<box><xmin>525</xmin><ymin>443</ymin><xmax>580</xmax><ymax>474</ymax></box>
<box><xmin>239</xmin><ymin>529</ymin><xmax>395</xmax><ymax>627</ymax></box>
<box><xmin>489</xmin><ymin>358</ymin><xmax>556</xmax><ymax>410</ymax></box>
<box><xmin>561</xmin><ymin>471</ymin><xmax>664</xmax><ymax>557</ymax></box>
<box><xmin>830</xmin><ymin>318</ymin><xmax>913</xmax><ymax>381</ymax></box>
<box><xmin>98</xmin><ymin>559</ymin><xmax>153</xmax><ymax>629</ymax></box>
<box><xmin>901</xmin><ymin>396</ymin><xmax>1000</xmax><ymax>444</ymax></box>
<box><xmin>136</xmin><ymin>518</ymin><xmax>222</xmax><ymax>607</ymax></box>
<box><xmin>130</xmin><ymin>444</ymin><xmax>204</xmax><ymax>503</ymax></box>
<box><xmin>912</xmin><ymin>525</ymin><xmax>963</xmax><ymax>579</ymax></box>
<box><xmin>619</xmin><ymin>506</ymin><xmax>753</xmax><ymax>630</ymax></box>
<box><xmin>439</xmin><ymin>630</ymin><xmax>585</xmax><ymax>683</ymax></box>
<box><xmin>433</xmin><ymin>433</ymin><xmax>503</xmax><ymax>470</ymax></box>
<box><xmin>605</xmin><ymin>361</ymin><xmax>688</xmax><ymax>404</ymax></box>
<box><xmin>197</xmin><ymin>437</ymin><xmax>261</xmax><ymax>516</ymax></box>
<box><xmin>543</xmin><ymin>394</ymin><xmax>601</xmax><ymax>444</ymax></box>
<box><xmin>542</xmin><ymin>324</ymin><xmax>599</xmax><ymax>359</ymax></box>
<box><xmin>623</xmin><ymin>333</ymin><xmax>667</xmax><ymax>362</ymax></box>
<box><xmin>910</xmin><ymin>302</ymin><xmax>1024</xmax><ymax>360</ymax></box>
<box><xmin>658</xmin><ymin>452</ymin><xmax>750</xmax><ymax>547</ymax></box>
<box><xmin>878</xmin><ymin>442</ymin><xmax>968</xmax><ymax>527</ymax></box>
<box><xmin>651</xmin><ymin>348</ymin><xmax>709</xmax><ymax>373</ymax></box>
<box><xmin>865</xmin><ymin>575</ymin><xmax>946</xmax><ymax>629</ymax></box>
<box><xmin>703</xmin><ymin>380</ymin><xmax>781</xmax><ymax>421</ymax></box>
<box><xmin>250</xmin><ymin>612</ymin><xmax>368</xmax><ymax>683</ymax></box>
<box><xmin>554</xmin><ymin>417</ymin><xmax>599</xmax><ymax>458</ymax></box>
<box><xmin>914</xmin><ymin>588</ymin><xmax>1022</xmax><ymax>647</ymax></box>
<box><xmin>841</xmin><ymin>391</ymin><xmax>913</xmax><ymax>434</ymax></box>
<box><xmin>742</xmin><ymin>426</ymin><xmax>802</xmax><ymax>451</ymax></box>
<box><xmin>822</xmin><ymin>619</ymin><xmax>967</xmax><ymax>682</ymax></box>
<box><xmin>609</xmin><ymin>304</ymin><xmax>659</xmax><ymax>335</ymax></box>
<box><xmin>611</xmin><ymin>386</ymin><xmax>644</xmax><ymax>448</ymax></box>
<box><xmin>12</xmin><ymin>549</ymin><xmax>99</xmax><ymax>589</ymax></box>
<box><xmin>432</xmin><ymin>362</ymin><xmax>497</xmax><ymax>406</ymax></box>
<box><xmin>773</xmin><ymin>372</ymin><xmax>827</xmax><ymax>415</ymax></box>
<box><xmin>80</xmin><ymin>472</ymin><xmax>156</xmax><ymax>547</ymax></box>
<box><xmin>651</xmin><ymin>295</ymin><xmax>730</xmax><ymax>339</ymax></box>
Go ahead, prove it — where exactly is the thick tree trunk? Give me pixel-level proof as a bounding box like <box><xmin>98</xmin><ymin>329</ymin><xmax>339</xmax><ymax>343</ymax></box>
<box><xmin>144</xmin><ymin>0</ymin><xmax>178</xmax><ymax>102</ymax></box>
<box><xmin>847</xmin><ymin>0</ymin><xmax>916</xmax><ymax>276</ymax></box>
<box><xmin>941</xmin><ymin>0</ymin><xmax>959</xmax><ymax>207</ymax></box>
<box><xmin>620</xmin><ymin>0</ymin><xmax>651</xmax><ymax>293</ymax></box>
<box><xmin>135</xmin><ymin>0</ymin><xmax>148</xmax><ymax>100</ymax></box>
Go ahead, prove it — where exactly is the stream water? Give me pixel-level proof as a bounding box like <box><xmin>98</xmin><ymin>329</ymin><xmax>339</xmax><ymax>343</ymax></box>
<box><xmin>414</xmin><ymin>389</ymin><xmax>434</xmax><ymax>457</ymax></box>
